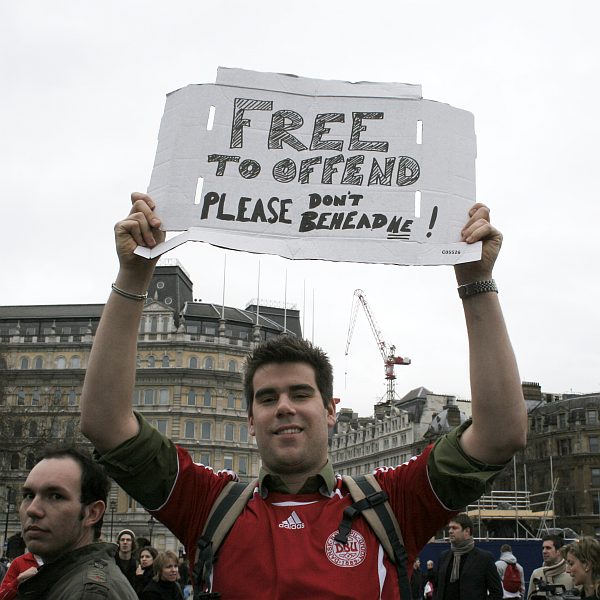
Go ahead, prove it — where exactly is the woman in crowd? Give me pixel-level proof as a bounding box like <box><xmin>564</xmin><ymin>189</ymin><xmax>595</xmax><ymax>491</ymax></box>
<box><xmin>140</xmin><ymin>550</ymin><xmax>184</xmax><ymax>600</ymax></box>
<box><xmin>135</xmin><ymin>546</ymin><xmax>158</xmax><ymax>598</ymax></box>
<box><xmin>565</xmin><ymin>537</ymin><xmax>600</xmax><ymax>599</ymax></box>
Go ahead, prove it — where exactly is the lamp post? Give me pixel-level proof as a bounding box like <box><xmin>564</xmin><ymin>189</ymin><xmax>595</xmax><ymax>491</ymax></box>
<box><xmin>147</xmin><ymin>515</ymin><xmax>155</xmax><ymax>545</ymax></box>
<box><xmin>109</xmin><ymin>499</ymin><xmax>117</xmax><ymax>541</ymax></box>
<box><xmin>3</xmin><ymin>487</ymin><xmax>15</xmax><ymax>556</ymax></box>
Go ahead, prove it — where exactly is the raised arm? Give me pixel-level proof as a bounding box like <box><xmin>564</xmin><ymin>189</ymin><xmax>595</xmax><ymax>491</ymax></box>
<box><xmin>80</xmin><ymin>193</ymin><xmax>164</xmax><ymax>453</ymax></box>
<box><xmin>455</xmin><ymin>203</ymin><xmax>527</xmax><ymax>464</ymax></box>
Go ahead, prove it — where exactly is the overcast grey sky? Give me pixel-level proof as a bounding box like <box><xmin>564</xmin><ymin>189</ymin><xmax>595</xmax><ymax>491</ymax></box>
<box><xmin>3</xmin><ymin>1</ymin><xmax>599</xmax><ymax>417</ymax></box>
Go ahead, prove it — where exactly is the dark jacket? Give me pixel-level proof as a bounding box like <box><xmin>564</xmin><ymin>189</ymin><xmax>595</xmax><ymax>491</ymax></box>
<box><xmin>435</xmin><ymin>546</ymin><xmax>503</xmax><ymax>600</ymax></box>
<box><xmin>140</xmin><ymin>580</ymin><xmax>184</xmax><ymax>600</ymax></box>
<box><xmin>17</xmin><ymin>543</ymin><xmax>137</xmax><ymax>600</ymax></box>
<box><xmin>135</xmin><ymin>566</ymin><xmax>154</xmax><ymax>597</ymax></box>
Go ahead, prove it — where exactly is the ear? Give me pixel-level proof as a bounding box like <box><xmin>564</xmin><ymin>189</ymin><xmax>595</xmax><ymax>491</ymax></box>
<box><xmin>84</xmin><ymin>500</ymin><xmax>106</xmax><ymax>529</ymax></box>
<box><xmin>326</xmin><ymin>399</ymin><xmax>336</xmax><ymax>428</ymax></box>
<box><xmin>248</xmin><ymin>415</ymin><xmax>255</xmax><ymax>437</ymax></box>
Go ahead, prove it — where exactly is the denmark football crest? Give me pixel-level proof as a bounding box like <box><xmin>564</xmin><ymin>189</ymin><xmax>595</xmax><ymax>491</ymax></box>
<box><xmin>325</xmin><ymin>530</ymin><xmax>367</xmax><ymax>567</ymax></box>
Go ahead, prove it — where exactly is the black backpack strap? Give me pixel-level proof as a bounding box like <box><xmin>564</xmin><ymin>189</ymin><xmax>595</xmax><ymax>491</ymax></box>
<box><xmin>340</xmin><ymin>474</ymin><xmax>412</xmax><ymax>600</ymax></box>
<box><xmin>194</xmin><ymin>479</ymin><xmax>257</xmax><ymax>599</ymax></box>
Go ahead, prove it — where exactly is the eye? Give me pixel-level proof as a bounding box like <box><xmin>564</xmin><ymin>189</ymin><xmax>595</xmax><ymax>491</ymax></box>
<box><xmin>50</xmin><ymin>493</ymin><xmax>64</xmax><ymax>501</ymax></box>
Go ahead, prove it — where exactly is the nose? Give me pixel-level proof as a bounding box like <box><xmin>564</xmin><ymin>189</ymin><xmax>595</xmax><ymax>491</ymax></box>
<box><xmin>276</xmin><ymin>394</ymin><xmax>296</xmax><ymax>416</ymax></box>
<box><xmin>24</xmin><ymin>496</ymin><xmax>44</xmax><ymax>519</ymax></box>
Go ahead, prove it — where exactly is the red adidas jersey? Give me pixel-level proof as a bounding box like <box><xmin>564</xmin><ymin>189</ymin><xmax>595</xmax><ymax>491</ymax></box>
<box><xmin>153</xmin><ymin>444</ymin><xmax>453</xmax><ymax>599</ymax></box>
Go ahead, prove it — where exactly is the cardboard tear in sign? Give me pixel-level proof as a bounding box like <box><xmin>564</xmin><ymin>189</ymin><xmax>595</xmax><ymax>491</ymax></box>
<box><xmin>136</xmin><ymin>67</ymin><xmax>480</xmax><ymax>266</ymax></box>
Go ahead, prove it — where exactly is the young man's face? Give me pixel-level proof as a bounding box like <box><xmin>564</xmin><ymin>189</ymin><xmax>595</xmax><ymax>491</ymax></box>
<box><xmin>118</xmin><ymin>534</ymin><xmax>133</xmax><ymax>555</ymax></box>
<box><xmin>19</xmin><ymin>457</ymin><xmax>97</xmax><ymax>563</ymax></box>
<box><xmin>542</xmin><ymin>540</ymin><xmax>560</xmax><ymax>565</ymax></box>
<box><xmin>448</xmin><ymin>521</ymin><xmax>471</xmax><ymax>543</ymax></box>
<box><xmin>248</xmin><ymin>362</ymin><xmax>336</xmax><ymax>480</ymax></box>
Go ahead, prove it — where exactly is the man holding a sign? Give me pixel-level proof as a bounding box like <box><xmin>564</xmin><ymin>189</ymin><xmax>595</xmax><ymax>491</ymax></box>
<box><xmin>80</xmin><ymin>190</ymin><xmax>526</xmax><ymax>599</ymax></box>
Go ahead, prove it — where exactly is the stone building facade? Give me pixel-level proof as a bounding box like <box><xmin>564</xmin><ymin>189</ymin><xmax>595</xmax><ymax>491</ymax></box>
<box><xmin>0</xmin><ymin>260</ymin><xmax>300</xmax><ymax>552</ymax></box>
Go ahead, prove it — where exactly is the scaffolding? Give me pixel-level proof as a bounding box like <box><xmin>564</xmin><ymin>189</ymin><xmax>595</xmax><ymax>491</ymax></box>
<box><xmin>465</xmin><ymin>482</ymin><xmax>557</xmax><ymax>539</ymax></box>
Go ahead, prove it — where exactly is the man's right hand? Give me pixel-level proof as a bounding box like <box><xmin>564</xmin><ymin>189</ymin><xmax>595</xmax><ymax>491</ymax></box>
<box><xmin>113</xmin><ymin>192</ymin><xmax>165</xmax><ymax>291</ymax></box>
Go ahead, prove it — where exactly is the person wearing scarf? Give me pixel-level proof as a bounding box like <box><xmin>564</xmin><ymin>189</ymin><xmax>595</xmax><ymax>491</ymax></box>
<box><xmin>527</xmin><ymin>535</ymin><xmax>574</xmax><ymax>598</ymax></box>
<box><xmin>436</xmin><ymin>514</ymin><xmax>502</xmax><ymax>599</ymax></box>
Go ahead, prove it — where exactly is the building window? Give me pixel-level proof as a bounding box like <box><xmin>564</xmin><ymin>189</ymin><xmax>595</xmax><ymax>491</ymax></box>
<box><xmin>66</xmin><ymin>421</ymin><xmax>75</xmax><ymax>438</ymax></box>
<box><xmin>147</xmin><ymin>355</ymin><xmax>156</xmax><ymax>368</ymax></box>
<box><xmin>587</xmin><ymin>409</ymin><xmax>598</xmax><ymax>425</ymax></box>
<box><xmin>200</xmin><ymin>453</ymin><xmax>211</xmax><ymax>466</ymax></box>
<box><xmin>203</xmin><ymin>390</ymin><xmax>212</xmax><ymax>407</ymax></box>
<box><xmin>144</xmin><ymin>389</ymin><xmax>155</xmax><ymax>405</ymax></box>
<box><xmin>162</xmin><ymin>355</ymin><xmax>170</xmax><ymax>368</ymax></box>
<box><xmin>557</xmin><ymin>438</ymin><xmax>571</xmax><ymax>456</ymax></box>
<box><xmin>201</xmin><ymin>422</ymin><xmax>212</xmax><ymax>440</ymax></box>
<box><xmin>240</xmin><ymin>425</ymin><xmax>248</xmax><ymax>443</ymax></box>
<box><xmin>189</xmin><ymin>356</ymin><xmax>198</xmax><ymax>369</ymax></box>
<box><xmin>227</xmin><ymin>392</ymin><xmax>235</xmax><ymax>409</ymax></box>
<box><xmin>20</xmin><ymin>357</ymin><xmax>29</xmax><ymax>369</ymax></box>
<box><xmin>34</xmin><ymin>356</ymin><xmax>43</xmax><ymax>369</ymax></box>
<box><xmin>56</xmin><ymin>356</ymin><xmax>66</xmax><ymax>369</ymax></box>
<box><xmin>223</xmin><ymin>456</ymin><xmax>233</xmax><ymax>471</ymax></box>
<box><xmin>68</xmin><ymin>390</ymin><xmax>77</xmax><ymax>406</ymax></box>
<box><xmin>14</xmin><ymin>421</ymin><xmax>23</xmax><ymax>437</ymax></box>
<box><xmin>224</xmin><ymin>423</ymin><xmax>234</xmax><ymax>441</ymax></box>
<box><xmin>156</xmin><ymin>419</ymin><xmax>168</xmax><ymax>435</ymax></box>
<box><xmin>53</xmin><ymin>389</ymin><xmax>62</xmax><ymax>405</ymax></box>
<box><xmin>184</xmin><ymin>421</ymin><xmax>195</xmax><ymax>438</ymax></box>
<box><xmin>159</xmin><ymin>389</ymin><xmax>169</xmax><ymax>405</ymax></box>
<box><xmin>238</xmin><ymin>455</ymin><xmax>248</xmax><ymax>474</ymax></box>
<box><xmin>10</xmin><ymin>453</ymin><xmax>20</xmax><ymax>470</ymax></box>
<box><xmin>26</xmin><ymin>453</ymin><xmax>35</xmax><ymax>470</ymax></box>
<box><xmin>17</xmin><ymin>390</ymin><xmax>25</xmax><ymax>406</ymax></box>
<box><xmin>70</xmin><ymin>356</ymin><xmax>81</xmax><ymax>369</ymax></box>
<box><xmin>29</xmin><ymin>421</ymin><xmax>37</xmax><ymax>437</ymax></box>
<box><xmin>558</xmin><ymin>412</ymin><xmax>567</xmax><ymax>428</ymax></box>
<box><xmin>590</xmin><ymin>437</ymin><xmax>599</xmax><ymax>454</ymax></box>
<box><xmin>592</xmin><ymin>468</ymin><xmax>600</xmax><ymax>487</ymax></box>
<box><xmin>204</xmin><ymin>356</ymin><xmax>214</xmax><ymax>370</ymax></box>
<box><xmin>51</xmin><ymin>421</ymin><xmax>60</xmax><ymax>437</ymax></box>
<box><xmin>241</xmin><ymin>396</ymin><xmax>248</xmax><ymax>411</ymax></box>
<box><xmin>187</xmin><ymin>390</ymin><xmax>197</xmax><ymax>406</ymax></box>
<box><xmin>228</xmin><ymin>360</ymin><xmax>237</xmax><ymax>372</ymax></box>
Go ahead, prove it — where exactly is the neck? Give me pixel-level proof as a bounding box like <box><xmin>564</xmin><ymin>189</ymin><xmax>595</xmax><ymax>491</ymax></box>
<box><xmin>119</xmin><ymin>551</ymin><xmax>131</xmax><ymax>560</ymax></box>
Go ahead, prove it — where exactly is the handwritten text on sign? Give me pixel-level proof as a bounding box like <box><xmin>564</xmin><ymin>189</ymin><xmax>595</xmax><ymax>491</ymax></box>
<box><xmin>142</xmin><ymin>68</ymin><xmax>479</xmax><ymax>265</ymax></box>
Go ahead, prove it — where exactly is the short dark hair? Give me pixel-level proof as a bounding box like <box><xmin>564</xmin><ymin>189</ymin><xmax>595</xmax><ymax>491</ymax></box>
<box><xmin>500</xmin><ymin>544</ymin><xmax>512</xmax><ymax>553</ymax></box>
<box><xmin>243</xmin><ymin>335</ymin><xmax>333</xmax><ymax>416</ymax></box>
<box><xmin>40</xmin><ymin>446</ymin><xmax>110</xmax><ymax>539</ymax></box>
<box><xmin>450</xmin><ymin>513</ymin><xmax>474</xmax><ymax>535</ymax></box>
<box><xmin>542</xmin><ymin>534</ymin><xmax>564</xmax><ymax>550</ymax></box>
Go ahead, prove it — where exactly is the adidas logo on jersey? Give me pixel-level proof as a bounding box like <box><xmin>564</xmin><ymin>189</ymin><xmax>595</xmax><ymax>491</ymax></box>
<box><xmin>279</xmin><ymin>511</ymin><xmax>305</xmax><ymax>529</ymax></box>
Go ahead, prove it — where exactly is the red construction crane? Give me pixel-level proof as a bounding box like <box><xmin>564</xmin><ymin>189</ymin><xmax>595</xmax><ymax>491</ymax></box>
<box><xmin>345</xmin><ymin>288</ymin><xmax>411</xmax><ymax>404</ymax></box>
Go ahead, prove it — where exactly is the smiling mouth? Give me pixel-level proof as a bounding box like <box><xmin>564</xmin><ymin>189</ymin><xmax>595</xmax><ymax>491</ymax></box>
<box><xmin>275</xmin><ymin>427</ymin><xmax>302</xmax><ymax>435</ymax></box>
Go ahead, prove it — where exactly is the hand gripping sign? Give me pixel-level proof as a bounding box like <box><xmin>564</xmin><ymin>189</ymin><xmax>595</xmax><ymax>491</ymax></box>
<box><xmin>136</xmin><ymin>68</ymin><xmax>480</xmax><ymax>266</ymax></box>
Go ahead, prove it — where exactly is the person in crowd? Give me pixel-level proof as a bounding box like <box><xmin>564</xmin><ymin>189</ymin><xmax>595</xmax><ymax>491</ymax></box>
<box><xmin>115</xmin><ymin>528</ymin><xmax>138</xmax><ymax>588</ymax></box>
<box><xmin>0</xmin><ymin>551</ymin><xmax>42</xmax><ymax>600</ymax></box>
<box><xmin>80</xmin><ymin>193</ymin><xmax>526</xmax><ymax>599</ymax></box>
<box><xmin>140</xmin><ymin>551</ymin><xmax>183</xmax><ymax>600</ymax></box>
<box><xmin>435</xmin><ymin>513</ymin><xmax>502</xmax><ymax>599</ymax></box>
<box><xmin>527</xmin><ymin>534</ymin><xmax>574</xmax><ymax>598</ymax></box>
<box><xmin>424</xmin><ymin>559</ymin><xmax>437</xmax><ymax>598</ymax></box>
<box><xmin>495</xmin><ymin>543</ymin><xmax>525</xmax><ymax>599</ymax></box>
<box><xmin>410</xmin><ymin>557</ymin><xmax>424</xmax><ymax>598</ymax></box>
<box><xmin>135</xmin><ymin>546</ymin><xmax>158</xmax><ymax>597</ymax></box>
<box><xmin>565</xmin><ymin>537</ymin><xmax>600</xmax><ymax>600</ymax></box>
<box><xmin>15</xmin><ymin>446</ymin><xmax>137</xmax><ymax>599</ymax></box>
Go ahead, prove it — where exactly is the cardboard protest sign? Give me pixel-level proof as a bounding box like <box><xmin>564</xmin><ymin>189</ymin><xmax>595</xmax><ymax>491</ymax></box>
<box><xmin>137</xmin><ymin>68</ymin><xmax>479</xmax><ymax>265</ymax></box>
